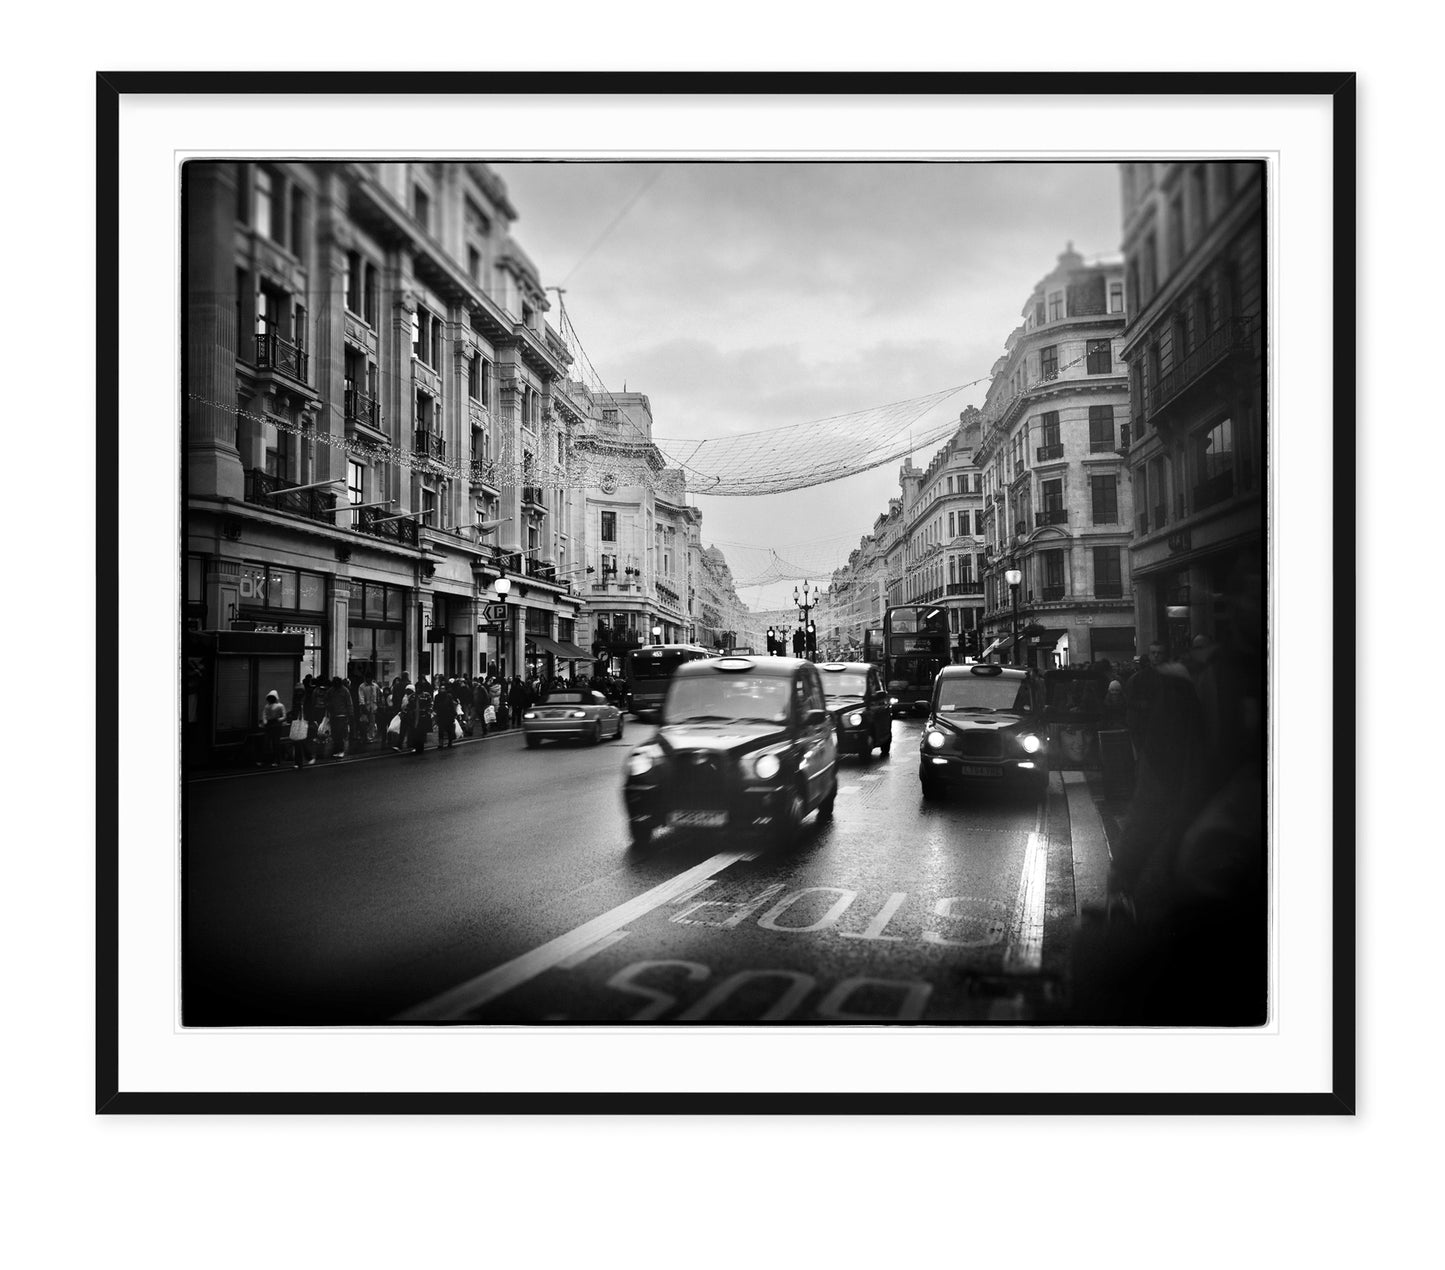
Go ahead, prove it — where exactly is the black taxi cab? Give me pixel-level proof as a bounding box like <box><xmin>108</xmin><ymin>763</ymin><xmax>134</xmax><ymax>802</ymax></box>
<box><xmin>622</xmin><ymin>655</ymin><xmax>839</xmax><ymax>849</ymax></box>
<box><xmin>816</xmin><ymin>661</ymin><xmax>893</xmax><ymax>759</ymax></box>
<box><xmin>919</xmin><ymin>663</ymin><xmax>1048</xmax><ymax>799</ymax></box>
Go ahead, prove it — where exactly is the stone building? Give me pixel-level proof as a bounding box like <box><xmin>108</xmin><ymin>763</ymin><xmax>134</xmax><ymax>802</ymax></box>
<box><xmin>976</xmin><ymin>245</ymin><xmax>1137</xmax><ymax>670</ymax></box>
<box><xmin>1118</xmin><ymin>162</ymin><xmax>1264</xmax><ymax>657</ymax></box>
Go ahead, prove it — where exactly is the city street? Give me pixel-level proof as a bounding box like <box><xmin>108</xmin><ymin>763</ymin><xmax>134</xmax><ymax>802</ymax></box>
<box><xmin>183</xmin><ymin>719</ymin><xmax>1112</xmax><ymax>1025</ymax></box>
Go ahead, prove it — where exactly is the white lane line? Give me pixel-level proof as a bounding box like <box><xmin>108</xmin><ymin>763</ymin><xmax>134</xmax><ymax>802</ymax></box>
<box><xmin>556</xmin><ymin>930</ymin><xmax>631</xmax><ymax>970</ymax></box>
<box><xmin>394</xmin><ymin>850</ymin><xmax>756</xmax><ymax>1021</ymax></box>
<box><xmin>1002</xmin><ymin>781</ymin><xmax>1051</xmax><ymax>975</ymax></box>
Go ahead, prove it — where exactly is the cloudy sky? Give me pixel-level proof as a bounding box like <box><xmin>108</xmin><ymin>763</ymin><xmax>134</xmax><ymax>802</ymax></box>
<box><xmin>489</xmin><ymin>161</ymin><xmax>1123</xmax><ymax>614</ymax></box>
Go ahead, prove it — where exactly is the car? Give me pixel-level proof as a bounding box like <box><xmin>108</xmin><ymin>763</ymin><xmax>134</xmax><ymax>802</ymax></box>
<box><xmin>918</xmin><ymin>663</ymin><xmax>1049</xmax><ymax>800</ymax></box>
<box><xmin>816</xmin><ymin>661</ymin><xmax>893</xmax><ymax>759</ymax></box>
<box><xmin>521</xmin><ymin>689</ymin><xmax>625</xmax><ymax>748</ymax></box>
<box><xmin>622</xmin><ymin>655</ymin><xmax>839</xmax><ymax>849</ymax></box>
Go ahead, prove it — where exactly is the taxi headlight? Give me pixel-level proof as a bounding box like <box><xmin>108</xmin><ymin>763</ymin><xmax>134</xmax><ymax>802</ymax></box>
<box><xmin>926</xmin><ymin>730</ymin><xmax>947</xmax><ymax>749</ymax></box>
<box><xmin>570</xmin><ymin>710</ymin><xmax>587</xmax><ymax>719</ymax></box>
<box><xmin>889</xmin><ymin>696</ymin><xmax>899</xmax><ymax>706</ymax></box>
<box><xmin>846</xmin><ymin>712</ymin><xmax>864</xmax><ymax>728</ymax></box>
<box><xmin>1020</xmin><ymin>733</ymin><xmax>1043</xmax><ymax>754</ymax></box>
<box><xmin>627</xmin><ymin>747</ymin><xmax>661</xmax><ymax>777</ymax></box>
<box><xmin>753</xmin><ymin>753</ymin><xmax>782</xmax><ymax>780</ymax></box>
<box><xmin>522</xmin><ymin>711</ymin><xmax>537</xmax><ymax>720</ymax></box>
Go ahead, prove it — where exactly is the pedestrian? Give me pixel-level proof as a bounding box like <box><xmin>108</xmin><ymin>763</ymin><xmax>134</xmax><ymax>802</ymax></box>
<box><xmin>457</xmin><ymin>675</ymin><xmax>475</xmax><ymax>736</ymax></box>
<box><xmin>1101</xmin><ymin>679</ymin><xmax>1128</xmax><ymax>731</ymax></box>
<box><xmin>357</xmin><ymin>671</ymin><xmax>379</xmax><ymax>749</ymax></box>
<box><xmin>258</xmin><ymin>690</ymin><xmax>287</xmax><ymax>766</ymax></box>
<box><xmin>490</xmin><ymin>676</ymin><xmax>507</xmax><ymax>729</ymax></box>
<box><xmin>1124</xmin><ymin>640</ymin><xmax>1165</xmax><ymax>760</ymax></box>
<box><xmin>407</xmin><ymin>679</ymin><xmax>435</xmax><ymax>754</ymax></box>
<box><xmin>435</xmin><ymin>679</ymin><xmax>458</xmax><ymax>749</ymax></box>
<box><xmin>292</xmin><ymin>678</ymin><xmax>318</xmax><ymax>767</ymax></box>
<box><xmin>325</xmin><ymin>675</ymin><xmax>353</xmax><ymax>758</ymax></box>
<box><xmin>509</xmin><ymin>675</ymin><xmax>531</xmax><ymax>728</ymax></box>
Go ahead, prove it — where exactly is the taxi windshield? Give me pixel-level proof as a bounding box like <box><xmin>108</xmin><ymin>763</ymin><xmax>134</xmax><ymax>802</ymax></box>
<box><xmin>663</xmin><ymin>675</ymin><xmax>792</xmax><ymax>725</ymax></box>
<box><xmin>934</xmin><ymin>676</ymin><xmax>1032</xmax><ymax>713</ymax></box>
<box><xmin>822</xmin><ymin>672</ymin><xmax>868</xmax><ymax>699</ymax></box>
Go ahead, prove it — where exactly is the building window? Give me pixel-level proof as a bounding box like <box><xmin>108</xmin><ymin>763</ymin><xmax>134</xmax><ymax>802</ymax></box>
<box><xmin>468</xmin><ymin>352</ymin><xmax>481</xmax><ymax>400</ymax></box>
<box><xmin>1094</xmin><ymin>547</ymin><xmax>1123</xmax><ymax>598</ymax></box>
<box><xmin>1048</xmin><ymin>291</ymin><xmax>1063</xmax><ymax>321</ymax></box>
<box><xmin>1040</xmin><ymin>346</ymin><xmax>1059</xmax><ymax>381</ymax></box>
<box><xmin>254</xmin><ymin>166</ymin><xmax>275</xmax><ymax>241</ymax></box>
<box><xmin>948</xmin><ymin>511</ymin><xmax>956</xmax><ymax>536</ymax></box>
<box><xmin>1141</xmin><ymin>231</ymin><xmax>1158</xmax><ymax>300</ymax></box>
<box><xmin>468</xmin><ymin>246</ymin><xmax>481</xmax><ymax>283</ymax></box>
<box><xmin>1086</xmin><ymin>339</ymin><xmax>1113</xmax><ymax>374</ymax></box>
<box><xmin>601</xmin><ymin>510</ymin><xmax>617</xmax><ymax>542</ymax></box>
<box><xmin>421</xmin><ymin>486</ymin><xmax>438</xmax><ymax>528</ymax></box>
<box><xmin>413</xmin><ymin>185</ymin><xmax>430</xmax><ymax>233</ymax></box>
<box><xmin>363</xmin><ymin>263</ymin><xmax>378</xmax><ymax>326</ymax></box>
<box><xmin>345</xmin><ymin>251</ymin><xmax>362</xmax><ymax>315</ymax></box>
<box><xmin>1039</xmin><ymin>411</ymin><xmax>1061</xmax><ymax>450</ymax></box>
<box><xmin>1041</xmin><ymin>478</ymin><xmax>1064</xmax><ymax>517</ymax></box>
<box><xmin>289</xmin><ymin>186</ymin><xmax>305</xmax><ymax>261</ymax></box>
<box><xmin>1192</xmin><ymin>165</ymin><xmax>1210</xmax><ymax>237</ymax></box>
<box><xmin>1109</xmin><ymin>281</ymin><xmax>1124</xmax><ymax>314</ymax></box>
<box><xmin>1168</xmin><ymin>193</ymin><xmax>1185</xmax><ymax>269</ymax></box>
<box><xmin>1090</xmin><ymin>474</ymin><xmax>1119</xmax><ymax>525</ymax></box>
<box><xmin>1089</xmin><ymin>404</ymin><xmax>1116</xmax><ymax>452</ymax></box>
<box><xmin>1041</xmin><ymin>550</ymin><xmax>1065</xmax><ymax>600</ymax></box>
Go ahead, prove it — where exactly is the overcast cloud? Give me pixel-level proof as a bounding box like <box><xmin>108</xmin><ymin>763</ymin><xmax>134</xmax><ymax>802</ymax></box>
<box><xmin>490</xmin><ymin>161</ymin><xmax>1122</xmax><ymax>611</ymax></box>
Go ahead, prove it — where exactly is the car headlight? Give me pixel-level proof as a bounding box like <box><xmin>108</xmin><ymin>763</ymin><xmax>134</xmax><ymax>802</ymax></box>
<box><xmin>627</xmin><ymin>745</ymin><xmax>662</xmax><ymax>777</ymax></box>
<box><xmin>753</xmin><ymin>753</ymin><xmax>782</xmax><ymax>779</ymax></box>
<box><xmin>889</xmin><ymin>696</ymin><xmax>899</xmax><ymax>706</ymax></box>
<box><xmin>926</xmin><ymin>730</ymin><xmax>947</xmax><ymax>749</ymax></box>
<box><xmin>1020</xmin><ymin>733</ymin><xmax>1043</xmax><ymax>754</ymax></box>
<box><xmin>570</xmin><ymin>710</ymin><xmax>587</xmax><ymax>719</ymax></box>
<box><xmin>522</xmin><ymin>711</ymin><xmax>537</xmax><ymax>720</ymax></box>
<box><xmin>846</xmin><ymin>712</ymin><xmax>864</xmax><ymax>728</ymax></box>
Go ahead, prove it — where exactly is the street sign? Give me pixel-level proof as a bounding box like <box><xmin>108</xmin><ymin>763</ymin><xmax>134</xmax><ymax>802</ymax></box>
<box><xmin>476</xmin><ymin>623</ymin><xmax>500</xmax><ymax>635</ymax></box>
<box><xmin>484</xmin><ymin>603</ymin><xmax>507</xmax><ymax>621</ymax></box>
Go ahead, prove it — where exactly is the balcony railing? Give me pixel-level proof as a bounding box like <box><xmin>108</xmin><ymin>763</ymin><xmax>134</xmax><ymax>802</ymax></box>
<box><xmin>1150</xmin><ymin>318</ymin><xmax>1256</xmax><ymax>421</ymax></box>
<box><xmin>1194</xmin><ymin>469</ymin><xmax>1236</xmax><ymax>511</ymax></box>
<box><xmin>254</xmin><ymin>331</ymin><xmax>309</xmax><ymax>384</ymax></box>
<box><xmin>413</xmin><ymin>429</ymin><xmax>445</xmax><ymax>461</ymax></box>
<box><xmin>1036</xmin><ymin>442</ymin><xmax>1064</xmax><ymax>462</ymax></box>
<box><xmin>344</xmin><ymin>387</ymin><xmax>380</xmax><ymax>430</ymax></box>
<box><xmin>355</xmin><ymin>505</ymin><xmax>420</xmax><ymax>547</ymax></box>
<box><xmin>946</xmin><ymin>581</ymin><xmax>984</xmax><ymax>595</ymax></box>
<box><xmin>243</xmin><ymin>469</ymin><xmax>336</xmax><ymax>523</ymax></box>
<box><xmin>1089</xmin><ymin>437</ymin><xmax>1117</xmax><ymax>453</ymax></box>
<box><xmin>1035</xmin><ymin>508</ymin><xmax>1068</xmax><ymax>527</ymax></box>
<box><xmin>1041</xmin><ymin>585</ymin><xmax>1065</xmax><ymax>602</ymax></box>
<box><xmin>1095</xmin><ymin>583</ymin><xmax>1124</xmax><ymax>599</ymax></box>
<box><xmin>522</xmin><ymin>486</ymin><xmax>545</xmax><ymax>507</ymax></box>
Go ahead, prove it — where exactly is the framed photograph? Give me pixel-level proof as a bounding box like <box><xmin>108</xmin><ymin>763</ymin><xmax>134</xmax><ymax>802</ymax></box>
<box><xmin>99</xmin><ymin>71</ymin><xmax>1353</xmax><ymax>1113</ymax></box>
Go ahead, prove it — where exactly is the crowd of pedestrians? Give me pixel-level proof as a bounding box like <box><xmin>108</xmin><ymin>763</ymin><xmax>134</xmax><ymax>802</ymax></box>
<box><xmin>255</xmin><ymin>666</ymin><xmax>626</xmax><ymax>766</ymax></box>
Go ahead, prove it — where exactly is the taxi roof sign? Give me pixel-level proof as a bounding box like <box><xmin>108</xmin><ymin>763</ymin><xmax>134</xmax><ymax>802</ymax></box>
<box><xmin>715</xmin><ymin>657</ymin><xmax>755</xmax><ymax>672</ymax></box>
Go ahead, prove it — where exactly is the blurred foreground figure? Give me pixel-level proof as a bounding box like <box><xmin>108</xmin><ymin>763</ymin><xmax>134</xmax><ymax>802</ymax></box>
<box><xmin>1069</xmin><ymin>562</ymin><xmax>1266</xmax><ymax>1025</ymax></box>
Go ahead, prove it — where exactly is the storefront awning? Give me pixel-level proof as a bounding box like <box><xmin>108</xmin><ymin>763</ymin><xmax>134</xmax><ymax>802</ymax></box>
<box><xmin>1030</xmin><ymin>628</ymin><xmax>1068</xmax><ymax>646</ymax></box>
<box><xmin>528</xmin><ymin>635</ymin><xmax>594</xmax><ymax>661</ymax></box>
<box><xmin>979</xmin><ymin>638</ymin><xmax>1006</xmax><ymax>658</ymax></box>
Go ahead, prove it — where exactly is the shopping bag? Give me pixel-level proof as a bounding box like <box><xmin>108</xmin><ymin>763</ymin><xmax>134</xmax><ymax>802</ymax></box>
<box><xmin>453</xmin><ymin>720</ymin><xmax>464</xmax><ymax>742</ymax></box>
<box><xmin>288</xmin><ymin>719</ymin><xmax>308</xmax><ymax>743</ymax></box>
<box><xmin>483</xmin><ymin>705</ymin><xmax>496</xmax><ymax>725</ymax></box>
<box><xmin>386</xmin><ymin>714</ymin><xmax>402</xmax><ymax>746</ymax></box>
<box><xmin>317</xmin><ymin>716</ymin><xmax>332</xmax><ymax>740</ymax></box>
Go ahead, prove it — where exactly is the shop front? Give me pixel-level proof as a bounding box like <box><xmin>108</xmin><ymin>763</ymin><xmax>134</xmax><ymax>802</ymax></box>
<box><xmin>347</xmin><ymin>579</ymin><xmax>408</xmax><ymax>685</ymax></box>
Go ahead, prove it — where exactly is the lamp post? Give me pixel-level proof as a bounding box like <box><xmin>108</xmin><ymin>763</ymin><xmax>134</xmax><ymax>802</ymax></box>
<box><xmin>651</xmin><ymin>623</ymin><xmax>662</xmax><ymax>646</ymax></box>
<box><xmin>794</xmin><ymin>580</ymin><xmax>819</xmax><ymax>661</ymax></box>
<box><xmin>494</xmin><ymin>574</ymin><xmax>511</xmax><ymax>678</ymax></box>
<box><xmin>1004</xmin><ymin>567</ymin><xmax>1022</xmax><ymax>667</ymax></box>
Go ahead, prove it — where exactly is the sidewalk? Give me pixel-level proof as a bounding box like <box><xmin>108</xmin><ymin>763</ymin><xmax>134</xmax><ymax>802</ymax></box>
<box><xmin>214</xmin><ymin>720</ymin><xmax>522</xmax><ymax>779</ymax></box>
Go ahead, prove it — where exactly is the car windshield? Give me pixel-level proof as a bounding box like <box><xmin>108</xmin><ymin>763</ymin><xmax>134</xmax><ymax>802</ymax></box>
<box><xmin>822</xmin><ymin>672</ymin><xmax>868</xmax><ymax>699</ymax></box>
<box><xmin>934</xmin><ymin>676</ymin><xmax>1032</xmax><ymax>713</ymax></box>
<box><xmin>540</xmin><ymin>692</ymin><xmax>587</xmax><ymax>705</ymax></box>
<box><xmin>663</xmin><ymin>675</ymin><xmax>792</xmax><ymax>725</ymax></box>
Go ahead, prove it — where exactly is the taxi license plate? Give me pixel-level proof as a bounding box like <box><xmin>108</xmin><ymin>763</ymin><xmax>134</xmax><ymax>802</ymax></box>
<box><xmin>960</xmin><ymin>764</ymin><xmax>1000</xmax><ymax>778</ymax></box>
<box><xmin>669</xmin><ymin>810</ymin><xmax>727</xmax><ymax>828</ymax></box>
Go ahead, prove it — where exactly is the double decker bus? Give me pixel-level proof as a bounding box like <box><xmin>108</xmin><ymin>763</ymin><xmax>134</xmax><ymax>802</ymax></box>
<box><xmin>623</xmin><ymin>643</ymin><xmax>714</xmax><ymax>720</ymax></box>
<box><xmin>881</xmin><ymin>605</ymin><xmax>952</xmax><ymax>716</ymax></box>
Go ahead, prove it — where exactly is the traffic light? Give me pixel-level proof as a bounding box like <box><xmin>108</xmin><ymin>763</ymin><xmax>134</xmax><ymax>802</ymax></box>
<box><xmin>791</xmin><ymin>627</ymin><xmax>805</xmax><ymax>657</ymax></box>
<box><xmin>766</xmin><ymin>626</ymin><xmax>777</xmax><ymax>655</ymax></box>
<box><xmin>806</xmin><ymin>620</ymin><xmax>817</xmax><ymax>655</ymax></box>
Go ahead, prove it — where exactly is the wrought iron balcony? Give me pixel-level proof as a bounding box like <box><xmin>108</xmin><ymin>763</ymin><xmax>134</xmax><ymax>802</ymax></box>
<box><xmin>522</xmin><ymin>486</ymin><xmax>545</xmax><ymax>507</ymax></box>
<box><xmin>1194</xmin><ymin>469</ymin><xmax>1236</xmax><ymax>511</ymax></box>
<box><xmin>344</xmin><ymin>387</ymin><xmax>381</xmax><ymax>430</ymax></box>
<box><xmin>1090</xmin><ymin>437</ymin><xmax>1117</xmax><ymax>453</ymax></box>
<box><xmin>946</xmin><ymin>581</ymin><xmax>984</xmax><ymax>595</ymax></box>
<box><xmin>1036</xmin><ymin>442</ymin><xmax>1064</xmax><ymax>462</ymax></box>
<box><xmin>413</xmin><ymin>429</ymin><xmax>445</xmax><ymax>461</ymax></box>
<box><xmin>243</xmin><ymin>469</ymin><xmax>337</xmax><ymax>523</ymax></box>
<box><xmin>1041</xmin><ymin>585</ymin><xmax>1065</xmax><ymax>602</ymax></box>
<box><xmin>1149</xmin><ymin>318</ymin><xmax>1256</xmax><ymax>423</ymax></box>
<box><xmin>254</xmin><ymin>331</ymin><xmax>309</xmax><ymax>384</ymax></box>
<box><xmin>351</xmin><ymin>505</ymin><xmax>420</xmax><ymax>546</ymax></box>
<box><xmin>1035</xmin><ymin>508</ymin><xmax>1068</xmax><ymax>527</ymax></box>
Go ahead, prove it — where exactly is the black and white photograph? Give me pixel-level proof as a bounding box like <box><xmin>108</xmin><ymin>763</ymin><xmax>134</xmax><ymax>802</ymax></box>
<box><xmin>179</xmin><ymin>156</ymin><xmax>1267</xmax><ymax>1031</ymax></box>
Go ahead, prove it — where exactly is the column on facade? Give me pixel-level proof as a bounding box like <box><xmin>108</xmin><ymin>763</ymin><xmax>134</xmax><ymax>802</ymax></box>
<box><xmin>186</xmin><ymin>163</ymin><xmax>245</xmax><ymax>501</ymax></box>
<box><xmin>313</xmin><ymin>172</ymin><xmax>349</xmax><ymax>493</ymax></box>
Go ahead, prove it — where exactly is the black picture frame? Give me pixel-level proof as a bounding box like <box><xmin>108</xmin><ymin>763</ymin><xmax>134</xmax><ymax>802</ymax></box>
<box><xmin>97</xmin><ymin>70</ymin><xmax>1355</xmax><ymax>1114</ymax></box>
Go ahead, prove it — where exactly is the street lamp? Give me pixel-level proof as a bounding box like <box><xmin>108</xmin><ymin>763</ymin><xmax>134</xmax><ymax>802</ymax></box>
<box><xmin>1004</xmin><ymin>568</ymin><xmax>1022</xmax><ymax>667</ymax></box>
<box><xmin>651</xmin><ymin>623</ymin><xmax>662</xmax><ymax>646</ymax></box>
<box><xmin>494</xmin><ymin>574</ymin><xmax>511</xmax><ymax>678</ymax></box>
